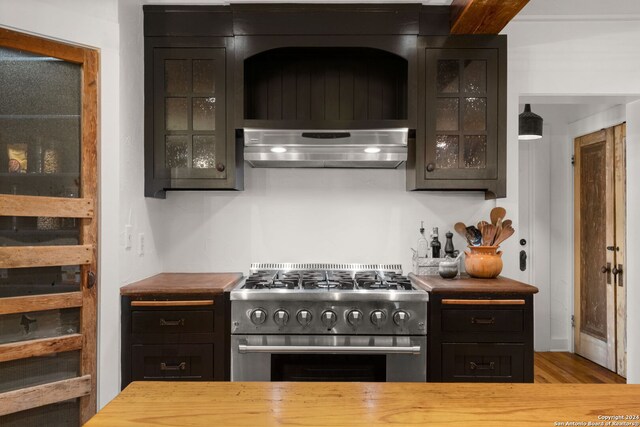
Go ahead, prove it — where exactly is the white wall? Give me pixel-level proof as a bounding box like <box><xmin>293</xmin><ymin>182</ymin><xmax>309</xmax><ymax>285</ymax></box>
<box><xmin>625</xmin><ymin>100</ymin><xmax>640</xmax><ymax>383</ymax></box>
<box><xmin>159</xmin><ymin>168</ymin><xmax>494</xmax><ymax>275</ymax></box>
<box><xmin>518</xmin><ymin>118</ymin><xmax>552</xmax><ymax>351</ymax></box>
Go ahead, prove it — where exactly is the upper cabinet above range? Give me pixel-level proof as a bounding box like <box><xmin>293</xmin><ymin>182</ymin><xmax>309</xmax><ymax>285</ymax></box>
<box><xmin>407</xmin><ymin>36</ymin><xmax>507</xmax><ymax>199</ymax></box>
<box><xmin>144</xmin><ymin>7</ymin><xmax>242</xmax><ymax>198</ymax></box>
<box><xmin>143</xmin><ymin>5</ymin><xmax>508</xmax><ymax>198</ymax></box>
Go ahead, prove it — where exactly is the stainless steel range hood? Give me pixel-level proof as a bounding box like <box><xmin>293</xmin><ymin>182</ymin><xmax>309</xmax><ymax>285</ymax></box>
<box><xmin>243</xmin><ymin>128</ymin><xmax>408</xmax><ymax>168</ymax></box>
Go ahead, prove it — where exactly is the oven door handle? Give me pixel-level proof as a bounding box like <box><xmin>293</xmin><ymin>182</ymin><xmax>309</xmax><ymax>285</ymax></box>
<box><xmin>238</xmin><ymin>344</ymin><xmax>422</xmax><ymax>355</ymax></box>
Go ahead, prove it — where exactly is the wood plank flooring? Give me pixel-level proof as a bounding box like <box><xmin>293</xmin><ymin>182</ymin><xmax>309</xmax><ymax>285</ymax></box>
<box><xmin>534</xmin><ymin>352</ymin><xmax>625</xmax><ymax>383</ymax></box>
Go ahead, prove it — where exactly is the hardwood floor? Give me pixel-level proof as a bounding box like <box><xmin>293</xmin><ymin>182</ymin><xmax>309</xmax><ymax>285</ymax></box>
<box><xmin>534</xmin><ymin>352</ymin><xmax>625</xmax><ymax>383</ymax></box>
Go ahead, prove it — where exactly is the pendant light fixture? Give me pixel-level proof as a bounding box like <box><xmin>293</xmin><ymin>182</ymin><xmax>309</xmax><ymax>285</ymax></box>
<box><xmin>518</xmin><ymin>104</ymin><xmax>543</xmax><ymax>140</ymax></box>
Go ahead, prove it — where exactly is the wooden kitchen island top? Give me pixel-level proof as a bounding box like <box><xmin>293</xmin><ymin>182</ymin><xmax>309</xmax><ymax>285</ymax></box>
<box><xmin>120</xmin><ymin>272</ymin><xmax>243</xmax><ymax>296</ymax></box>
<box><xmin>87</xmin><ymin>381</ymin><xmax>639</xmax><ymax>426</ymax></box>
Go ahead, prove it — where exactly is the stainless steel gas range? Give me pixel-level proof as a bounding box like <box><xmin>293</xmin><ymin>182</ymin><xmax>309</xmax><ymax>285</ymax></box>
<box><xmin>230</xmin><ymin>263</ymin><xmax>428</xmax><ymax>382</ymax></box>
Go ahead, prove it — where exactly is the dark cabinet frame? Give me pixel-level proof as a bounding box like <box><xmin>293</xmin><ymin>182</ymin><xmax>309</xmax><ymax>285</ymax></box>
<box><xmin>427</xmin><ymin>293</ymin><xmax>534</xmax><ymax>383</ymax></box>
<box><xmin>144</xmin><ymin>36</ymin><xmax>243</xmax><ymax>198</ymax></box>
<box><xmin>143</xmin><ymin>6</ymin><xmax>509</xmax><ymax>198</ymax></box>
<box><xmin>121</xmin><ymin>292</ymin><xmax>230</xmax><ymax>389</ymax></box>
<box><xmin>408</xmin><ymin>35</ymin><xmax>507</xmax><ymax>198</ymax></box>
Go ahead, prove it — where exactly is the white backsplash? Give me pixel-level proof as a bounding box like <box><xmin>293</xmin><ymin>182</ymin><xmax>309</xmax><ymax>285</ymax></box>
<box><xmin>156</xmin><ymin>166</ymin><xmax>494</xmax><ymax>276</ymax></box>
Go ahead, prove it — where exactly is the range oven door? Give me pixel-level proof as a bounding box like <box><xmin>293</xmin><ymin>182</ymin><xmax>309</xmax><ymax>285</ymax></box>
<box><xmin>231</xmin><ymin>335</ymin><xmax>426</xmax><ymax>382</ymax></box>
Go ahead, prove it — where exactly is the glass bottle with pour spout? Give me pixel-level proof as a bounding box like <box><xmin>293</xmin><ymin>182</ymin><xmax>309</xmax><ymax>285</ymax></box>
<box><xmin>417</xmin><ymin>221</ymin><xmax>429</xmax><ymax>258</ymax></box>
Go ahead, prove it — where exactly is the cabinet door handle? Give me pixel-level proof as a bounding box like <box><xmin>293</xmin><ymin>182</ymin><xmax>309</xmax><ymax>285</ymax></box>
<box><xmin>159</xmin><ymin>318</ymin><xmax>184</xmax><ymax>326</ymax></box>
<box><xmin>469</xmin><ymin>361</ymin><xmax>495</xmax><ymax>371</ymax></box>
<box><xmin>131</xmin><ymin>300</ymin><xmax>214</xmax><ymax>307</ymax></box>
<box><xmin>471</xmin><ymin>317</ymin><xmax>495</xmax><ymax>325</ymax></box>
<box><xmin>160</xmin><ymin>362</ymin><xmax>186</xmax><ymax>371</ymax></box>
<box><xmin>426</xmin><ymin>163</ymin><xmax>435</xmax><ymax>172</ymax></box>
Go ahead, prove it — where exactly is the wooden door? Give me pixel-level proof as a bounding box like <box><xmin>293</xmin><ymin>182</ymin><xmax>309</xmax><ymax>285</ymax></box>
<box><xmin>574</xmin><ymin>124</ymin><xmax>626</xmax><ymax>375</ymax></box>
<box><xmin>613</xmin><ymin>124</ymin><xmax>626</xmax><ymax>377</ymax></box>
<box><xmin>0</xmin><ymin>29</ymin><xmax>98</xmax><ymax>424</ymax></box>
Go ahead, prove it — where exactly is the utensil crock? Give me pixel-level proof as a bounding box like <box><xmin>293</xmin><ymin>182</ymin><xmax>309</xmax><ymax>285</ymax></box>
<box><xmin>464</xmin><ymin>246</ymin><xmax>503</xmax><ymax>279</ymax></box>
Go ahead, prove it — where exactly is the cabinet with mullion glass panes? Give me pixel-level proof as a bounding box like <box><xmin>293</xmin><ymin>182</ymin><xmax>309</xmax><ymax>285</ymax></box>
<box><xmin>146</xmin><ymin>40</ymin><xmax>241</xmax><ymax>198</ymax></box>
<box><xmin>409</xmin><ymin>36</ymin><xmax>506</xmax><ymax>198</ymax></box>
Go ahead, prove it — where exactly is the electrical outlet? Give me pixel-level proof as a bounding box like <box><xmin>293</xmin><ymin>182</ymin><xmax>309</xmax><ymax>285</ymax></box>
<box><xmin>124</xmin><ymin>225</ymin><xmax>132</xmax><ymax>250</ymax></box>
<box><xmin>138</xmin><ymin>233</ymin><xmax>145</xmax><ymax>256</ymax></box>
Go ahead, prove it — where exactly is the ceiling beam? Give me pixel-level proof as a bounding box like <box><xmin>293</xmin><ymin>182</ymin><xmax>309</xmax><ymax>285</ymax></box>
<box><xmin>450</xmin><ymin>0</ymin><xmax>529</xmax><ymax>34</ymax></box>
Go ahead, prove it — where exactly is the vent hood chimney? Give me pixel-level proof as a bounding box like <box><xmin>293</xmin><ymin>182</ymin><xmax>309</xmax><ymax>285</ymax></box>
<box><xmin>243</xmin><ymin>128</ymin><xmax>408</xmax><ymax>168</ymax></box>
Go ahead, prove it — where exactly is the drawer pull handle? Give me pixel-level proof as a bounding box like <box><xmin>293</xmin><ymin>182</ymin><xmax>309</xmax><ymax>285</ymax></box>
<box><xmin>160</xmin><ymin>362</ymin><xmax>187</xmax><ymax>371</ymax></box>
<box><xmin>471</xmin><ymin>317</ymin><xmax>495</xmax><ymax>325</ymax></box>
<box><xmin>160</xmin><ymin>318</ymin><xmax>185</xmax><ymax>327</ymax></box>
<box><xmin>469</xmin><ymin>361</ymin><xmax>495</xmax><ymax>371</ymax></box>
<box><xmin>442</xmin><ymin>299</ymin><xmax>525</xmax><ymax>306</ymax></box>
<box><xmin>131</xmin><ymin>300</ymin><xmax>214</xmax><ymax>307</ymax></box>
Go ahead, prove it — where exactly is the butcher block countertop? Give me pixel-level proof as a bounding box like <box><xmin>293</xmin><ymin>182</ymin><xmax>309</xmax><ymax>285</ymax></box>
<box><xmin>87</xmin><ymin>381</ymin><xmax>639</xmax><ymax>426</ymax></box>
<box><xmin>409</xmin><ymin>273</ymin><xmax>539</xmax><ymax>294</ymax></box>
<box><xmin>120</xmin><ymin>273</ymin><xmax>243</xmax><ymax>296</ymax></box>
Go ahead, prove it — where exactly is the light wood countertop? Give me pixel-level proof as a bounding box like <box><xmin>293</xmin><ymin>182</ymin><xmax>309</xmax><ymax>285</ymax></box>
<box><xmin>410</xmin><ymin>273</ymin><xmax>539</xmax><ymax>294</ymax></box>
<box><xmin>87</xmin><ymin>381</ymin><xmax>639</xmax><ymax>426</ymax></box>
<box><xmin>120</xmin><ymin>273</ymin><xmax>243</xmax><ymax>296</ymax></box>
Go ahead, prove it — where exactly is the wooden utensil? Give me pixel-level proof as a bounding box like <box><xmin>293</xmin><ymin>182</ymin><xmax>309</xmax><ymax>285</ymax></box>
<box><xmin>477</xmin><ymin>220</ymin><xmax>489</xmax><ymax>231</ymax></box>
<box><xmin>454</xmin><ymin>222</ymin><xmax>468</xmax><ymax>241</ymax></box>
<box><xmin>502</xmin><ymin>219</ymin><xmax>512</xmax><ymax>228</ymax></box>
<box><xmin>490</xmin><ymin>207</ymin><xmax>506</xmax><ymax>226</ymax></box>
<box><xmin>482</xmin><ymin>223</ymin><xmax>497</xmax><ymax>246</ymax></box>
<box><xmin>493</xmin><ymin>224</ymin><xmax>515</xmax><ymax>246</ymax></box>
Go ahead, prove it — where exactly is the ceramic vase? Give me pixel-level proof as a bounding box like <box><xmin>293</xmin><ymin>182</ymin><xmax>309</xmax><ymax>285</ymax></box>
<box><xmin>464</xmin><ymin>246</ymin><xmax>503</xmax><ymax>279</ymax></box>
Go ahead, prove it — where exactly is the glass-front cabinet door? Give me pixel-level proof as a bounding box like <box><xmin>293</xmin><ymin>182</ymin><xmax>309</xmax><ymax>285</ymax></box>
<box><xmin>0</xmin><ymin>29</ymin><xmax>98</xmax><ymax>425</ymax></box>
<box><xmin>425</xmin><ymin>48</ymin><xmax>498</xmax><ymax>180</ymax></box>
<box><xmin>151</xmin><ymin>48</ymin><xmax>227</xmax><ymax>193</ymax></box>
<box><xmin>411</xmin><ymin>36</ymin><xmax>506</xmax><ymax>198</ymax></box>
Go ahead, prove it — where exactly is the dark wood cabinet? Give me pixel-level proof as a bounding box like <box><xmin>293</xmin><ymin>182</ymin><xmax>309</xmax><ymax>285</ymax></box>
<box><xmin>144</xmin><ymin>6</ymin><xmax>509</xmax><ymax>198</ymax></box>
<box><xmin>120</xmin><ymin>273</ymin><xmax>241</xmax><ymax>388</ymax></box>
<box><xmin>428</xmin><ymin>293</ymin><xmax>534</xmax><ymax>383</ymax></box>
<box><xmin>408</xmin><ymin>36</ymin><xmax>507</xmax><ymax>198</ymax></box>
<box><xmin>144</xmin><ymin>7</ymin><xmax>242</xmax><ymax>198</ymax></box>
<box><xmin>121</xmin><ymin>293</ymin><xmax>230</xmax><ymax>388</ymax></box>
<box><xmin>409</xmin><ymin>274</ymin><xmax>538</xmax><ymax>383</ymax></box>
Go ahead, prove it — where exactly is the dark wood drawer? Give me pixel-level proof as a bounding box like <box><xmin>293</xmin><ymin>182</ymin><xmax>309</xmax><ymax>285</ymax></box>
<box><xmin>131</xmin><ymin>344</ymin><xmax>213</xmax><ymax>381</ymax></box>
<box><xmin>442</xmin><ymin>343</ymin><xmax>524</xmax><ymax>382</ymax></box>
<box><xmin>131</xmin><ymin>310</ymin><xmax>214</xmax><ymax>334</ymax></box>
<box><xmin>442</xmin><ymin>309</ymin><xmax>523</xmax><ymax>333</ymax></box>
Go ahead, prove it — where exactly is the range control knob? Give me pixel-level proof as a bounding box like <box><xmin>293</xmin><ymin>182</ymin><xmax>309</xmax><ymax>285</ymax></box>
<box><xmin>249</xmin><ymin>309</ymin><xmax>267</xmax><ymax>325</ymax></box>
<box><xmin>296</xmin><ymin>309</ymin><xmax>312</xmax><ymax>326</ymax></box>
<box><xmin>347</xmin><ymin>310</ymin><xmax>363</xmax><ymax>327</ymax></box>
<box><xmin>321</xmin><ymin>310</ymin><xmax>338</xmax><ymax>328</ymax></box>
<box><xmin>370</xmin><ymin>310</ymin><xmax>387</xmax><ymax>327</ymax></box>
<box><xmin>393</xmin><ymin>310</ymin><xmax>410</xmax><ymax>327</ymax></box>
<box><xmin>273</xmin><ymin>309</ymin><xmax>290</xmax><ymax>327</ymax></box>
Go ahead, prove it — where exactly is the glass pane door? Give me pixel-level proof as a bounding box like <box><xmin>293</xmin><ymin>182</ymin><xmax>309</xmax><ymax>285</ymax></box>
<box><xmin>0</xmin><ymin>29</ymin><xmax>98</xmax><ymax>425</ymax></box>
<box><xmin>153</xmin><ymin>48</ymin><xmax>227</xmax><ymax>182</ymax></box>
<box><xmin>425</xmin><ymin>48</ymin><xmax>498</xmax><ymax>180</ymax></box>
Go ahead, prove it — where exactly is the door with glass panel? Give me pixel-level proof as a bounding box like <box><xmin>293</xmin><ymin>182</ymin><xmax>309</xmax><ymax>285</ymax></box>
<box><xmin>149</xmin><ymin>47</ymin><xmax>227</xmax><ymax>196</ymax></box>
<box><xmin>0</xmin><ymin>29</ymin><xmax>98</xmax><ymax>425</ymax></box>
<box><xmin>424</xmin><ymin>47</ymin><xmax>498</xmax><ymax>180</ymax></box>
